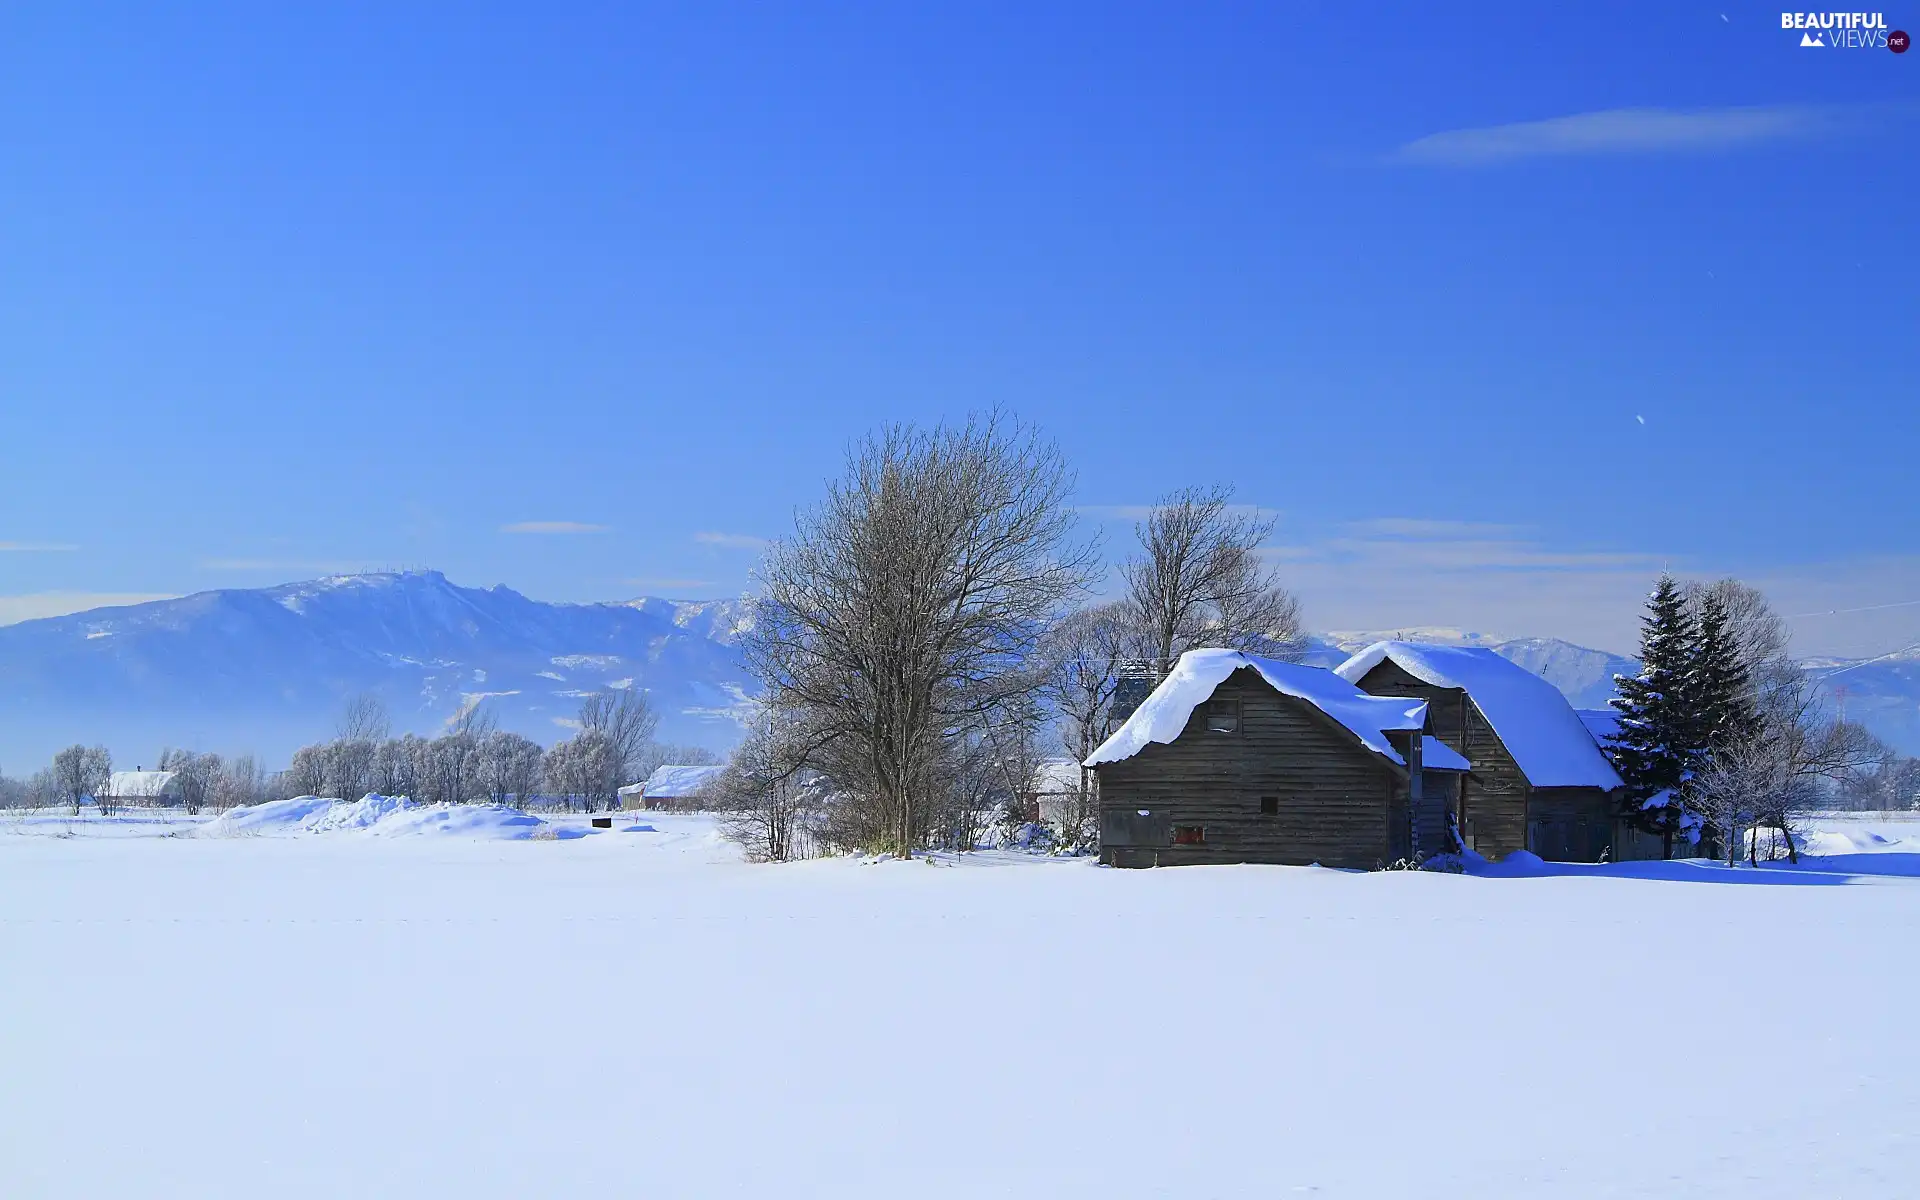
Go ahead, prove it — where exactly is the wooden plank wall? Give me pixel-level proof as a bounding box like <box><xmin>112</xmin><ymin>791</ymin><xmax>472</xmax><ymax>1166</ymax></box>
<box><xmin>1350</xmin><ymin>659</ymin><xmax>1532</xmax><ymax>860</ymax></box>
<box><xmin>1095</xmin><ymin>668</ymin><xmax>1403</xmax><ymax>869</ymax></box>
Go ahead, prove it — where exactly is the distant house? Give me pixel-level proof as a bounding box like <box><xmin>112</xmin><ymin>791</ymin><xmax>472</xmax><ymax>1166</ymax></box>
<box><xmin>1335</xmin><ymin>642</ymin><xmax>1624</xmax><ymax>862</ymax></box>
<box><xmin>1087</xmin><ymin>650</ymin><xmax>1464</xmax><ymax>869</ymax></box>
<box><xmin>1028</xmin><ymin>759</ymin><xmax>1087</xmax><ymax>826</ymax></box>
<box><xmin>623</xmin><ymin>764</ymin><xmax>725</xmax><ymax>811</ymax></box>
<box><xmin>106</xmin><ymin>769</ymin><xmax>180</xmax><ymax>807</ymax></box>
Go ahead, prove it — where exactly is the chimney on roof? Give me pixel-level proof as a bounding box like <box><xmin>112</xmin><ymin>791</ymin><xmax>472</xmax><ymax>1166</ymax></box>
<box><xmin>1112</xmin><ymin>657</ymin><xmax>1162</xmax><ymax>724</ymax></box>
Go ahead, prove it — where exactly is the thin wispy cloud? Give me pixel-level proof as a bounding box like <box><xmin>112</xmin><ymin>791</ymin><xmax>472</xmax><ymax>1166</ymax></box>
<box><xmin>1392</xmin><ymin>104</ymin><xmax>1829</xmax><ymax>166</ymax></box>
<box><xmin>1345</xmin><ymin>518</ymin><xmax>1528</xmax><ymax>540</ymax></box>
<box><xmin>1324</xmin><ymin>538</ymin><xmax>1657</xmax><ymax>572</ymax></box>
<box><xmin>694</xmin><ymin>531</ymin><xmax>769</xmax><ymax>551</ymax></box>
<box><xmin>0</xmin><ymin>541</ymin><xmax>79</xmax><ymax>552</ymax></box>
<box><xmin>1077</xmin><ymin>503</ymin><xmax>1282</xmax><ymax>522</ymax></box>
<box><xmin>0</xmin><ymin>591</ymin><xmax>177</xmax><ymax>626</ymax></box>
<box><xmin>501</xmin><ymin>521</ymin><xmax>610</xmax><ymax>535</ymax></box>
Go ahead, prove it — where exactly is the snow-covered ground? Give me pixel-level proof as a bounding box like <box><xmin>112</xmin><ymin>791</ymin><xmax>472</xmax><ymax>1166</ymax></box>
<box><xmin>5</xmin><ymin>808</ymin><xmax>1920</xmax><ymax>1198</ymax></box>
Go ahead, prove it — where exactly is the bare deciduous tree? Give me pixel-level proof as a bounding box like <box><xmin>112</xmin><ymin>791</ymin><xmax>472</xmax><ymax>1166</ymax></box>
<box><xmin>1037</xmin><ymin>600</ymin><xmax>1136</xmax><ymax>845</ymax></box>
<box><xmin>373</xmin><ymin>734</ymin><xmax>424</xmax><ymax>798</ymax></box>
<box><xmin>212</xmin><ymin>754</ymin><xmax>264</xmax><ymax>812</ymax></box>
<box><xmin>422</xmin><ymin>733</ymin><xmax>482</xmax><ymax>804</ymax></box>
<box><xmin>475</xmin><ymin>731</ymin><xmax>545</xmax><ymax>807</ymax></box>
<box><xmin>326</xmin><ymin>738</ymin><xmax>378</xmax><ymax>802</ymax></box>
<box><xmin>578</xmin><ymin>689</ymin><xmax>659</xmax><ymax>795</ymax></box>
<box><xmin>712</xmin><ymin>711</ymin><xmax>815</xmax><ymax>862</ymax></box>
<box><xmin>634</xmin><ymin>742</ymin><xmax>722</xmax><ymax>780</ymax></box>
<box><xmin>158</xmin><ymin>748</ymin><xmax>224</xmax><ymax>815</ymax></box>
<box><xmin>1837</xmin><ymin>742</ymin><xmax>1920</xmax><ymax>811</ymax></box>
<box><xmin>52</xmin><ymin>744</ymin><xmax>112</xmax><ymax>816</ymax></box>
<box><xmin>1685</xmin><ymin>578</ymin><xmax>1795</xmax><ymax>694</ymax></box>
<box><xmin>746</xmin><ymin>414</ymin><xmax>1097</xmax><ymax>857</ymax></box>
<box><xmin>544</xmin><ymin>731</ymin><xmax>615</xmax><ymax>813</ymax></box>
<box><xmin>1696</xmin><ymin>671</ymin><xmax>1881</xmax><ymax>864</ymax></box>
<box><xmin>336</xmin><ymin>693</ymin><xmax>393</xmax><ymax>742</ymax></box>
<box><xmin>1123</xmin><ymin>485</ymin><xmax>1303</xmax><ymax>671</ymax></box>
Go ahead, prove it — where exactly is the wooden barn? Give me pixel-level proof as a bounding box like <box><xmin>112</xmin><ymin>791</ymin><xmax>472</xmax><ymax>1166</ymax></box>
<box><xmin>1335</xmin><ymin>641</ymin><xmax>1625</xmax><ymax>862</ymax></box>
<box><xmin>1087</xmin><ymin>650</ymin><xmax>1468</xmax><ymax>869</ymax></box>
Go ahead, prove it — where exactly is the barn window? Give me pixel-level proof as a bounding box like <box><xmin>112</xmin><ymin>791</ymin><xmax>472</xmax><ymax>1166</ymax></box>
<box><xmin>1172</xmin><ymin>824</ymin><xmax>1206</xmax><ymax>846</ymax></box>
<box><xmin>1259</xmin><ymin>795</ymin><xmax>1278</xmax><ymax>816</ymax></box>
<box><xmin>1205</xmin><ymin>698</ymin><xmax>1240</xmax><ymax>734</ymax></box>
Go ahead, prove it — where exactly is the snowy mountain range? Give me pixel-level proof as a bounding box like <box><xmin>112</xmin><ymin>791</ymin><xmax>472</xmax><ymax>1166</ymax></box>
<box><xmin>0</xmin><ymin>573</ymin><xmax>1914</xmax><ymax>769</ymax></box>
<box><xmin>0</xmin><ymin>571</ymin><xmax>758</xmax><ymax>770</ymax></box>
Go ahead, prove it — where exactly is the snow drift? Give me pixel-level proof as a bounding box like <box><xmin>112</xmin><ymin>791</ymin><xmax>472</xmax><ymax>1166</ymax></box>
<box><xmin>195</xmin><ymin>794</ymin><xmax>549</xmax><ymax>839</ymax></box>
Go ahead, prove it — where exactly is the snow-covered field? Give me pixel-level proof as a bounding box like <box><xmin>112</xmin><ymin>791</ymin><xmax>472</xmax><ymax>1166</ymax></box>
<box><xmin>6</xmin><ymin>806</ymin><xmax>1920</xmax><ymax>1198</ymax></box>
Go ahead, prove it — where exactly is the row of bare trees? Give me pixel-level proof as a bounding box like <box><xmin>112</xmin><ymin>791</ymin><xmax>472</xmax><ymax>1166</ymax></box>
<box><xmin>728</xmin><ymin>413</ymin><xmax>1304</xmax><ymax>860</ymax></box>
<box><xmin>0</xmin><ymin>744</ymin><xmax>267</xmax><ymax>817</ymax></box>
<box><xmin>1</xmin><ymin>689</ymin><xmax>720</xmax><ymax>818</ymax></box>
<box><xmin>279</xmin><ymin>690</ymin><xmax>713</xmax><ymax>811</ymax></box>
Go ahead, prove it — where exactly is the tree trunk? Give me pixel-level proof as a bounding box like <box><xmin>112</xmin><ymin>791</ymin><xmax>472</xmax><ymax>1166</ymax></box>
<box><xmin>1780</xmin><ymin>820</ymin><xmax>1799</xmax><ymax>865</ymax></box>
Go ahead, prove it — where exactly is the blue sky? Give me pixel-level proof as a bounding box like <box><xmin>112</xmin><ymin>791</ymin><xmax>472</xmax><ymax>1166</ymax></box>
<box><xmin>1</xmin><ymin>2</ymin><xmax>1915</xmax><ymax>655</ymax></box>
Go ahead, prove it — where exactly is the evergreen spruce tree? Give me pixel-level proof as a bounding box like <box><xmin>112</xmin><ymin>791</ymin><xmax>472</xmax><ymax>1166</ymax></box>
<box><xmin>1690</xmin><ymin>588</ymin><xmax>1754</xmax><ymax>755</ymax></box>
<box><xmin>1685</xmin><ymin>588</ymin><xmax>1754</xmax><ymax>859</ymax></box>
<box><xmin>1608</xmin><ymin>574</ymin><xmax>1698</xmax><ymax>858</ymax></box>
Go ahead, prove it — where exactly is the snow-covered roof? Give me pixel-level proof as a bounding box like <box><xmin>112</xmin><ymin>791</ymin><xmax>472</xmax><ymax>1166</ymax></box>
<box><xmin>642</xmin><ymin>764</ymin><xmax>724</xmax><ymax>797</ymax></box>
<box><xmin>1335</xmin><ymin>642</ymin><xmax>1623</xmax><ymax>790</ymax></box>
<box><xmin>1086</xmin><ymin>649</ymin><xmax>1428</xmax><ymax>768</ymax></box>
<box><xmin>107</xmin><ymin>770</ymin><xmax>177</xmax><ymax>797</ymax></box>
<box><xmin>1422</xmin><ymin>736</ymin><xmax>1470</xmax><ymax>772</ymax></box>
<box><xmin>616</xmin><ymin>782</ymin><xmax>647</xmax><ymax>798</ymax></box>
<box><xmin>1576</xmin><ymin>708</ymin><xmax>1621</xmax><ymax>744</ymax></box>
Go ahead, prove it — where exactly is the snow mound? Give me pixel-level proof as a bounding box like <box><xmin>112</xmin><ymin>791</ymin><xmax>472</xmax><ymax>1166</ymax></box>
<box><xmin>1087</xmin><ymin>648</ymin><xmax>1427</xmax><ymax>767</ymax></box>
<box><xmin>197</xmin><ymin>795</ymin><xmax>550</xmax><ymax>840</ymax></box>
<box><xmin>195</xmin><ymin>795</ymin><xmax>339</xmax><ymax>836</ymax></box>
<box><xmin>1336</xmin><ymin>641</ymin><xmax>1623</xmax><ymax>790</ymax></box>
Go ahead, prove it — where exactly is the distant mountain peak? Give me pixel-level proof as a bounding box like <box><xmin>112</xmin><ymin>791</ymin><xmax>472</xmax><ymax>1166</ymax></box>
<box><xmin>0</xmin><ymin>571</ymin><xmax>758</xmax><ymax>768</ymax></box>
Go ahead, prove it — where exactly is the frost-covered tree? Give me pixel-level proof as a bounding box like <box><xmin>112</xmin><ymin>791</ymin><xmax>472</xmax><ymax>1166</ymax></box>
<box><xmin>158</xmin><ymin>748</ymin><xmax>224</xmax><ymax>815</ymax></box>
<box><xmin>577</xmin><ymin>690</ymin><xmax>659</xmax><ymax>796</ymax></box>
<box><xmin>51</xmin><ymin>744</ymin><xmax>112</xmax><ymax>817</ymax></box>
<box><xmin>475</xmin><ymin>731</ymin><xmax>545</xmax><ymax>807</ymax></box>
<box><xmin>212</xmin><ymin>754</ymin><xmax>264</xmax><ymax>812</ymax></box>
<box><xmin>421</xmin><ymin>733</ymin><xmax>481</xmax><ymax>804</ymax></box>
<box><xmin>373</xmin><ymin>734</ymin><xmax>424</xmax><ymax>798</ymax></box>
<box><xmin>745</xmin><ymin>414</ymin><xmax>1097</xmax><ymax>857</ymax></box>
<box><xmin>712</xmin><ymin>710</ymin><xmax>814</xmax><ymax>862</ymax></box>
<box><xmin>1609</xmin><ymin>575</ymin><xmax>1700</xmax><ymax>857</ymax></box>
<box><xmin>543</xmin><ymin>731</ymin><xmax>615</xmax><ymax>812</ymax></box>
<box><xmin>633</xmin><ymin>742</ymin><xmax>721</xmax><ymax>780</ymax></box>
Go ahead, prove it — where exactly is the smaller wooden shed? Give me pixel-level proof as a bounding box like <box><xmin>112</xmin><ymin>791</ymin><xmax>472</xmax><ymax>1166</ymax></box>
<box><xmin>1335</xmin><ymin>642</ymin><xmax>1625</xmax><ymax>862</ymax></box>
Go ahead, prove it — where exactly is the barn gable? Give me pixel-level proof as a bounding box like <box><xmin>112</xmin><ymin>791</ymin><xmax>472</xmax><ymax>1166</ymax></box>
<box><xmin>1089</xmin><ymin>651</ymin><xmax>1445</xmax><ymax>869</ymax></box>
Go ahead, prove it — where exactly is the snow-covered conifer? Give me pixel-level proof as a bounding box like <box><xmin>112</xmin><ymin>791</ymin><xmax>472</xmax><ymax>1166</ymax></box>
<box><xmin>1608</xmin><ymin>574</ymin><xmax>1698</xmax><ymax>857</ymax></box>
